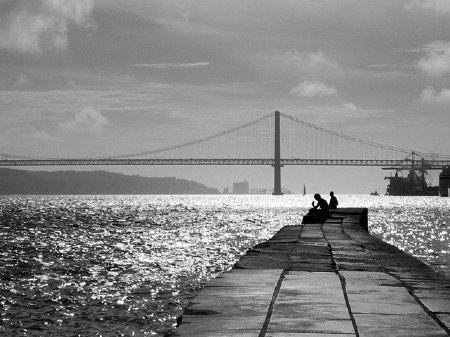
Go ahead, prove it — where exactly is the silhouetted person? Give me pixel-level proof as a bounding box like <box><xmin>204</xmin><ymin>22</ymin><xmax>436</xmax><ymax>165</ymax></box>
<box><xmin>329</xmin><ymin>191</ymin><xmax>338</xmax><ymax>209</ymax></box>
<box><xmin>308</xmin><ymin>193</ymin><xmax>329</xmax><ymax>222</ymax></box>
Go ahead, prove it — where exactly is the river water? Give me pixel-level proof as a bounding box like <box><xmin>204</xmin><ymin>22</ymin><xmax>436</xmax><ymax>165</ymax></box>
<box><xmin>0</xmin><ymin>195</ymin><xmax>448</xmax><ymax>336</ymax></box>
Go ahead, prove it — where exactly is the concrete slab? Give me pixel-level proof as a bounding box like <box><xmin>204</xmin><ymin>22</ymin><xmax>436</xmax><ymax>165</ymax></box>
<box><xmin>175</xmin><ymin>323</ymin><xmax>261</xmax><ymax>337</ymax></box>
<box><xmin>186</xmin><ymin>294</ymin><xmax>271</xmax><ymax>317</ymax></box>
<box><xmin>397</xmin><ymin>278</ymin><xmax>450</xmax><ymax>290</ymax></box>
<box><xmin>280</xmin><ymin>272</ymin><xmax>343</xmax><ymax>290</ymax></box>
<box><xmin>353</xmin><ymin>313</ymin><xmax>448</xmax><ymax>337</ymax></box>
<box><xmin>269</xmin><ymin>302</ymin><xmax>350</xmax><ymax>319</ymax></box>
<box><xmin>270</xmin><ymin>237</ymin><xmax>297</xmax><ymax>243</ymax></box>
<box><xmin>276</xmin><ymin>295</ymin><xmax>348</xmax><ymax>306</ymax></box>
<box><xmin>340</xmin><ymin>271</ymin><xmax>396</xmax><ymax>282</ymax></box>
<box><xmin>418</xmin><ymin>297</ymin><xmax>450</xmax><ymax>313</ymax></box>
<box><xmin>348</xmin><ymin>300</ymin><xmax>426</xmax><ymax>315</ymax></box>
<box><xmin>336</xmin><ymin>263</ymin><xmax>380</xmax><ymax>272</ymax></box>
<box><xmin>289</xmin><ymin>256</ymin><xmax>332</xmax><ymax>263</ymax></box>
<box><xmin>267</xmin><ymin>271</ymin><xmax>355</xmax><ymax>335</ymax></box>
<box><xmin>179</xmin><ymin>315</ymin><xmax>265</xmax><ymax>331</ymax></box>
<box><xmin>235</xmin><ymin>257</ymin><xmax>292</xmax><ymax>269</ymax></box>
<box><xmin>266</xmin><ymin>332</ymin><xmax>356</xmax><ymax>337</ymax></box>
<box><xmin>290</xmin><ymin>264</ymin><xmax>336</xmax><ymax>272</ymax></box>
<box><xmin>342</xmin><ymin>272</ymin><xmax>425</xmax><ymax>315</ymax></box>
<box><xmin>207</xmin><ymin>269</ymin><xmax>282</xmax><ymax>288</ymax></box>
<box><xmin>267</xmin><ymin>318</ymin><xmax>355</xmax><ymax>334</ymax></box>
<box><xmin>198</xmin><ymin>286</ymin><xmax>274</xmax><ymax>296</ymax></box>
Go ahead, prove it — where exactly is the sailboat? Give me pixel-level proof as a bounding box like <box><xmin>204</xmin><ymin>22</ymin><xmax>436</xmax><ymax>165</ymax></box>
<box><xmin>303</xmin><ymin>184</ymin><xmax>306</xmax><ymax>196</ymax></box>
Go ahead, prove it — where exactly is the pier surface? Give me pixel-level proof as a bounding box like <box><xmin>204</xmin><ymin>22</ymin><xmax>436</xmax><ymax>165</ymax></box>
<box><xmin>172</xmin><ymin>208</ymin><xmax>450</xmax><ymax>336</ymax></box>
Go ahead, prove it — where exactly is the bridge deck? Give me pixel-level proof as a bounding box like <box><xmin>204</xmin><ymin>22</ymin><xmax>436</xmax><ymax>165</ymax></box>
<box><xmin>171</xmin><ymin>208</ymin><xmax>450</xmax><ymax>336</ymax></box>
<box><xmin>1</xmin><ymin>158</ymin><xmax>450</xmax><ymax>167</ymax></box>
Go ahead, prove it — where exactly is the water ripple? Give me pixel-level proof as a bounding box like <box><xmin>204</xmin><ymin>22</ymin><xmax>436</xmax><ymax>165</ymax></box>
<box><xmin>0</xmin><ymin>194</ymin><xmax>448</xmax><ymax>336</ymax></box>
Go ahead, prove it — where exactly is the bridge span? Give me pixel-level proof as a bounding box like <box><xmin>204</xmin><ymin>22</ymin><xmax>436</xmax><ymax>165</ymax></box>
<box><xmin>1</xmin><ymin>111</ymin><xmax>450</xmax><ymax>195</ymax></box>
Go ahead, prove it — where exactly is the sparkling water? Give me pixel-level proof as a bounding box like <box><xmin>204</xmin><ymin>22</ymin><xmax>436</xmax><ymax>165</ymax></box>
<box><xmin>0</xmin><ymin>195</ymin><xmax>448</xmax><ymax>336</ymax></box>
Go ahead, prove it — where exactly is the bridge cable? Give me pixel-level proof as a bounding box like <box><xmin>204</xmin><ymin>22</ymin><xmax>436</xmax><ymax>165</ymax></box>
<box><xmin>105</xmin><ymin>113</ymin><xmax>272</xmax><ymax>159</ymax></box>
<box><xmin>282</xmin><ymin>113</ymin><xmax>411</xmax><ymax>155</ymax></box>
<box><xmin>282</xmin><ymin>112</ymin><xmax>450</xmax><ymax>159</ymax></box>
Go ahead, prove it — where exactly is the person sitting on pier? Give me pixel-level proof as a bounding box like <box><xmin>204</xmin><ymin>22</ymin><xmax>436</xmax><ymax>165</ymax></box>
<box><xmin>329</xmin><ymin>191</ymin><xmax>338</xmax><ymax>209</ymax></box>
<box><xmin>308</xmin><ymin>193</ymin><xmax>330</xmax><ymax>222</ymax></box>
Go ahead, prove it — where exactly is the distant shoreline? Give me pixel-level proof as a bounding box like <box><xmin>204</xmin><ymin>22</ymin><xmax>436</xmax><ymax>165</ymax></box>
<box><xmin>0</xmin><ymin>168</ymin><xmax>219</xmax><ymax>195</ymax></box>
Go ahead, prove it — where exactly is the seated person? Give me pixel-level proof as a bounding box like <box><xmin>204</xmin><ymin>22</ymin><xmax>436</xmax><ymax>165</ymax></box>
<box><xmin>307</xmin><ymin>193</ymin><xmax>330</xmax><ymax>222</ymax></box>
<box><xmin>329</xmin><ymin>191</ymin><xmax>338</xmax><ymax>209</ymax></box>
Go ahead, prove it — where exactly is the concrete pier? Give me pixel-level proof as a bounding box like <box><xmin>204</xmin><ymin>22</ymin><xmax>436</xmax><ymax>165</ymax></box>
<box><xmin>171</xmin><ymin>208</ymin><xmax>450</xmax><ymax>336</ymax></box>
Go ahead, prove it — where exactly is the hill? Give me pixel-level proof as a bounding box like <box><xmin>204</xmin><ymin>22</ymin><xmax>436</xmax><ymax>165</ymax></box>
<box><xmin>0</xmin><ymin>168</ymin><xmax>219</xmax><ymax>195</ymax></box>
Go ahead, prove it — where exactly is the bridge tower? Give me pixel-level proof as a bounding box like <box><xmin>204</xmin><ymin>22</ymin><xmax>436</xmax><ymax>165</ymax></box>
<box><xmin>272</xmin><ymin>111</ymin><xmax>283</xmax><ymax>195</ymax></box>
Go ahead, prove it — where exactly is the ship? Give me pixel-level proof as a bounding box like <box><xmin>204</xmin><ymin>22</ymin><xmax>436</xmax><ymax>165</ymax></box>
<box><xmin>385</xmin><ymin>169</ymin><xmax>439</xmax><ymax>196</ymax></box>
<box><xmin>382</xmin><ymin>152</ymin><xmax>450</xmax><ymax>196</ymax></box>
<box><xmin>439</xmin><ymin>166</ymin><xmax>450</xmax><ymax>197</ymax></box>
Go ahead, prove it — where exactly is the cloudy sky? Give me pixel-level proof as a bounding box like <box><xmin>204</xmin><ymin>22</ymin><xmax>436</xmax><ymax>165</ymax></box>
<box><xmin>1</xmin><ymin>0</ymin><xmax>450</xmax><ymax>193</ymax></box>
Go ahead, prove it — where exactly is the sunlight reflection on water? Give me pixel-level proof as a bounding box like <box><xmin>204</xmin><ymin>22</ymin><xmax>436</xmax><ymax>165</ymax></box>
<box><xmin>0</xmin><ymin>194</ymin><xmax>448</xmax><ymax>336</ymax></box>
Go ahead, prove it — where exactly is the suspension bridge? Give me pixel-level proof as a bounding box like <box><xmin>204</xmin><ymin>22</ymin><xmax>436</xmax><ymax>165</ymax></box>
<box><xmin>1</xmin><ymin>111</ymin><xmax>450</xmax><ymax>195</ymax></box>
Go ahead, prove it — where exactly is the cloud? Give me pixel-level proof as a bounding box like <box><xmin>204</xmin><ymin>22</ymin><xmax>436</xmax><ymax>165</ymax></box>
<box><xmin>0</xmin><ymin>0</ymin><xmax>94</xmax><ymax>53</ymax></box>
<box><xmin>181</xmin><ymin>11</ymin><xmax>191</xmax><ymax>21</ymax></box>
<box><xmin>12</xmin><ymin>74</ymin><xmax>32</xmax><ymax>88</ymax></box>
<box><xmin>368</xmin><ymin>64</ymin><xmax>413</xmax><ymax>72</ymax></box>
<box><xmin>405</xmin><ymin>0</ymin><xmax>450</xmax><ymax>14</ymax></box>
<box><xmin>252</xmin><ymin>50</ymin><xmax>340</xmax><ymax>80</ymax></box>
<box><xmin>129</xmin><ymin>62</ymin><xmax>211</xmax><ymax>69</ymax></box>
<box><xmin>341</xmin><ymin>102</ymin><xmax>358</xmax><ymax>111</ymax></box>
<box><xmin>292</xmin><ymin>103</ymin><xmax>392</xmax><ymax>127</ymax></box>
<box><xmin>31</xmin><ymin>130</ymin><xmax>58</xmax><ymax>142</ymax></box>
<box><xmin>0</xmin><ymin>127</ymin><xmax>57</xmax><ymax>149</ymax></box>
<box><xmin>420</xmin><ymin>86</ymin><xmax>450</xmax><ymax>103</ymax></box>
<box><xmin>58</xmin><ymin>106</ymin><xmax>107</xmax><ymax>133</ymax></box>
<box><xmin>106</xmin><ymin>106</ymin><xmax>190</xmax><ymax>130</ymax></box>
<box><xmin>290</xmin><ymin>81</ymin><xmax>338</xmax><ymax>97</ymax></box>
<box><xmin>286</xmin><ymin>50</ymin><xmax>339</xmax><ymax>73</ymax></box>
<box><xmin>417</xmin><ymin>41</ymin><xmax>450</xmax><ymax>76</ymax></box>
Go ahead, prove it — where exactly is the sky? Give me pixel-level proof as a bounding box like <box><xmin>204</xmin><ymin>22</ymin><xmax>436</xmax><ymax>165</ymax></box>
<box><xmin>1</xmin><ymin>0</ymin><xmax>450</xmax><ymax>194</ymax></box>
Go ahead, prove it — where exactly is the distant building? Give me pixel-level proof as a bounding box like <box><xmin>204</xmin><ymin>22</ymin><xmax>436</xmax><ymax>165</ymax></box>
<box><xmin>233</xmin><ymin>181</ymin><xmax>249</xmax><ymax>194</ymax></box>
<box><xmin>223</xmin><ymin>187</ymin><xmax>230</xmax><ymax>194</ymax></box>
<box><xmin>249</xmin><ymin>188</ymin><xmax>268</xmax><ymax>194</ymax></box>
